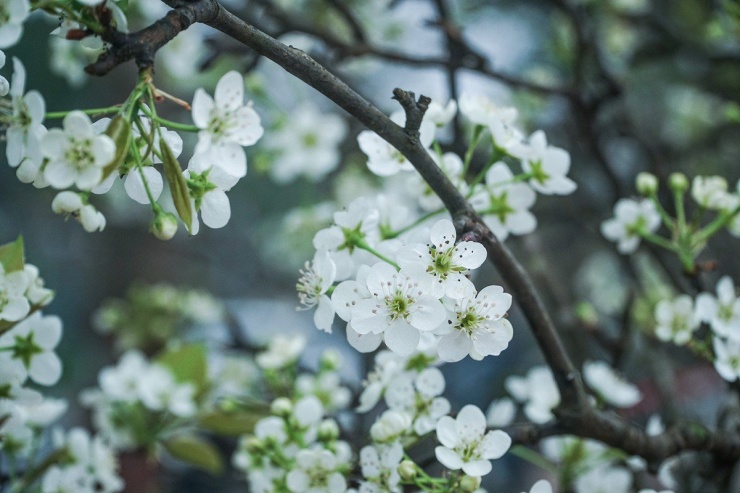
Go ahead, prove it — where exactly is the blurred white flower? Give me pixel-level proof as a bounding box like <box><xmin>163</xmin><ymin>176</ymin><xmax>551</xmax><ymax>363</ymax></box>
<box><xmin>696</xmin><ymin>276</ymin><xmax>740</xmax><ymax>340</ymax></box>
<box><xmin>654</xmin><ymin>295</ymin><xmax>700</xmax><ymax>345</ymax></box>
<box><xmin>256</xmin><ymin>334</ymin><xmax>306</xmax><ymax>369</ymax></box>
<box><xmin>583</xmin><ymin>360</ymin><xmax>641</xmax><ymax>408</ymax></box>
<box><xmin>601</xmin><ymin>198</ymin><xmax>661</xmax><ymax>254</ymax></box>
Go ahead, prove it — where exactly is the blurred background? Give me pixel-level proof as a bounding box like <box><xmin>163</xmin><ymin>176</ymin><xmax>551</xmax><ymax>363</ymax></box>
<box><xmin>1</xmin><ymin>0</ymin><xmax>739</xmax><ymax>491</ymax></box>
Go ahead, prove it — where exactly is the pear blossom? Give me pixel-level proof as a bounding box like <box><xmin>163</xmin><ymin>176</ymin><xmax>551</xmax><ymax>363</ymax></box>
<box><xmin>313</xmin><ymin>197</ymin><xmax>381</xmax><ymax>280</ymax></box>
<box><xmin>295</xmin><ymin>371</ymin><xmax>351</xmax><ymax>411</ymax></box>
<box><xmin>0</xmin><ymin>0</ymin><xmax>30</xmax><ymax>48</ymax></box>
<box><xmin>357</xmin><ymin>350</ymin><xmax>411</xmax><ymax>413</ymax></box>
<box><xmin>265</xmin><ymin>102</ymin><xmax>347</xmax><ymax>183</ymax></box>
<box><xmin>286</xmin><ymin>449</ymin><xmax>347</xmax><ymax>493</ymax></box>
<box><xmin>513</xmin><ymin>130</ymin><xmax>576</xmax><ymax>195</ymax></box>
<box><xmin>409</xmin><ymin>152</ymin><xmax>466</xmax><ymax>212</ymax></box>
<box><xmin>0</xmin><ymin>312</ymin><xmax>62</xmax><ymax>385</ymax></box>
<box><xmin>192</xmin><ymin>70</ymin><xmax>263</xmax><ymax>178</ymax></box>
<box><xmin>52</xmin><ymin>191</ymin><xmax>106</xmax><ymax>232</ymax></box>
<box><xmin>256</xmin><ymin>334</ymin><xmax>306</xmax><ymax>369</ymax></box>
<box><xmin>0</xmin><ymin>263</ymin><xmax>31</xmax><ymax>322</ymax></box>
<box><xmin>385</xmin><ymin>367</ymin><xmax>450</xmax><ymax>434</ymax></box>
<box><xmin>654</xmin><ymin>295</ymin><xmax>700</xmax><ymax>344</ymax></box>
<box><xmin>437</xmin><ymin>282</ymin><xmax>513</xmax><ymax>362</ymax></box>
<box><xmin>23</xmin><ymin>264</ymin><xmax>53</xmax><ymax>306</ymax></box>
<box><xmin>458</xmin><ymin>93</ymin><xmax>518</xmax><ymax>128</ymax></box>
<box><xmin>397</xmin><ymin>219</ymin><xmax>487</xmax><ymax>299</ymax></box>
<box><xmin>425</xmin><ymin>99</ymin><xmax>457</xmax><ymax>126</ymax></box>
<box><xmin>485</xmin><ymin>398</ymin><xmax>516</xmax><ymax>427</ymax></box>
<box><xmin>574</xmin><ymin>464</ymin><xmax>632</xmax><ymax>493</ymax></box>
<box><xmin>713</xmin><ymin>337</ymin><xmax>740</xmax><ymax>381</ymax></box>
<box><xmin>358</xmin><ymin>110</ymin><xmax>434</xmax><ymax>176</ymax></box>
<box><xmin>696</xmin><ymin>276</ymin><xmax>740</xmax><ymax>340</ymax></box>
<box><xmin>434</xmin><ymin>404</ymin><xmax>511</xmax><ymax>476</ymax></box>
<box><xmin>358</xmin><ymin>442</ymin><xmax>404</xmax><ymax>492</ymax></box>
<box><xmin>297</xmin><ymin>249</ymin><xmax>336</xmax><ymax>332</ymax></box>
<box><xmin>370</xmin><ymin>409</ymin><xmax>413</xmax><ymax>443</ymax></box>
<box><xmin>523</xmin><ymin>480</ymin><xmax>553</xmax><ymax>493</ymax></box>
<box><xmin>601</xmin><ymin>198</ymin><xmax>661</xmax><ymax>254</ymax></box>
<box><xmin>470</xmin><ymin>162</ymin><xmax>537</xmax><ymax>241</ymax></box>
<box><xmin>137</xmin><ymin>364</ymin><xmax>197</xmax><ymax>417</ymax></box>
<box><xmin>583</xmin><ymin>360</ymin><xmax>641</xmax><ymax>408</ymax></box>
<box><xmin>185</xmin><ymin>154</ymin><xmax>242</xmax><ymax>233</ymax></box>
<box><xmin>691</xmin><ymin>175</ymin><xmax>736</xmax><ymax>210</ymax></box>
<box><xmin>6</xmin><ymin>57</ymin><xmax>47</xmax><ymax>174</ymax></box>
<box><xmin>41</xmin><ymin>111</ymin><xmax>116</xmax><ymax>190</ymax></box>
<box><xmin>337</xmin><ymin>262</ymin><xmax>446</xmax><ymax>356</ymax></box>
<box><xmin>505</xmin><ymin>366</ymin><xmax>560</xmax><ymax>423</ymax></box>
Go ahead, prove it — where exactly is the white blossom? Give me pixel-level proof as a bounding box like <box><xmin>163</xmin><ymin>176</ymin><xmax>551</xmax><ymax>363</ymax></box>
<box><xmin>696</xmin><ymin>276</ymin><xmax>740</xmax><ymax>340</ymax></box>
<box><xmin>0</xmin><ymin>263</ymin><xmax>30</xmax><ymax>322</ymax></box>
<box><xmin>256</xmin><ymin>334</ymin><xmax>306</xmax><ymax>369</ymax></box>
<box><xmin>370</xmin><ymin>409</ymin><xmax>413</xmax><ymax>443</ymax></box>
<box><xmin>505</xmin><ymin>366</ymin><xmax>560</xmax><ymax>424</ymax></box>
<box><xmin>458</xmin><ymin>93</ymin><xmax>518</xmax><ymax>128</ymax></box>
<box><xmin>385</xmin><ymin>367</ymin><xmax>450</xmax><ymax>435</ymax></box>
<box><xmin>512</xmin><ymin>130</ymin><xmax>576</xmax><ymax>195</ymax></box>
<box><xmin>297</xmin><ymin>249</ymin><xmax>336</xmax><ymax>332</ymax></box>
<box><xmin>713</xmin><ymin>337</ymin><xmax>740</xmax><ymax>381</ymax></box>
<box><xmin>0</xmin><ymin>312</ymin><xmax>62</xmax><ymax>385</ymax></box>
<box><xmin>52</xmin><ymin>191</ymin><xmax>106</xmax><ymax>232</ymax></box>
<box><xmin>522</xmin><ymin>480</ymin><xmax>553</xmax><ymax>493</ymax></box>
<box><xmin>358</xmin><ymin>111</ymin><xmax>434</xmax><ymax>177</ymax></box>
<box><xmin>691</xmin><ymin>175</ymin><xmax>736</xmax><ymax>210</ymax></box>
<box><xmin>137</xmin><ymin>364</ymin><xmax>196</xmax><ymax>417</ymax></box>
<box><xmin>434</xmin><ymin>404</ymin><xmax>511</xmax><ymax>476</ymax></box>
<box><xmin>0</xmin><ymin>0</ymin><xmax>30</xmax><ymax>48</ymax></box>
<box><xmin>359</xmin><ymin>442</ymin><xmax>404</xmax><ymax>493</ymax></box>
<box><xmin>574</xmin><ymin>464</ymin><xmax>631</xmax><ymax>493</ymax></box>
<box><xmin>286</xmin><ymin>449</ymin><xmax>347</xmax><ymax>493</ymax></box>
<box><xmin>485</xmin><ymin>398</ymin><xmax>516</xmax><ymax>427</ymax></box>
<box><xmin>185</xmin><ymin>158</ymin><xmax>240</xmax><ymax>233</ymax></box>
<box><xmin>601</xmin><ymin>198</ymin><xmax>661</xmax><ymax>254</ymax></box>
<box><xmin>192</xmin><ymin>70</ymin><xmax>263</xmax><ymax>178</ymax></box>
<box><xmin>583</xmin><ymin>360</ymin><xmax>641</xmax><ymax>408</ymax></box>
<box><xmin>41</xmin><ymin>111</ymin><xmax>115</xmax><ymax>190</ymax></box>
<box><xmin>425</xmin><ymin>99</ymin><xmax>457</xmax><ymax>126</ymax></box>
<box><xmin>6</xmin><ymin>57</ymin><xmax>47</xmax><ymax>178</ymax></box>
<box><xmin>654</xmin><ymin>295</ymin><xmax>700</xmax><ymax>345</ymax></box>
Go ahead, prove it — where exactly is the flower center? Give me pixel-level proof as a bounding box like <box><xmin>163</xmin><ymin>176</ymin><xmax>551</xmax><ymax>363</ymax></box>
<box><xmin>65</xmin><ymin>139</ymin><xmax>95</xmax><ymax>170</ymax></box>
<box><xmin>12</xmin><ymin>332</ymin><xmax>44</xmax><ymax>368</ymax></box>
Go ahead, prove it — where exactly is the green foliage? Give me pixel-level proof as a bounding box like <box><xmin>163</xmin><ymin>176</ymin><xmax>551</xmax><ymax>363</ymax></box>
<box><xmin>156</xmin><ymin>343</ymin><xmax>208</xmax><ymax>392</ymax></box>
<box><xmin>160</xmin><ymin>139</ymin><xmax>193</xmax><ymax>232</ymax></box>
<box><xmin>163</xmin><ymin>434</ymin><xmax>224</xmax><ymax>476</ymax></box>
<box><xmin>0</xmin><ymin>236</ymin><xmax>25</xmax><ymax>273</ymax></box>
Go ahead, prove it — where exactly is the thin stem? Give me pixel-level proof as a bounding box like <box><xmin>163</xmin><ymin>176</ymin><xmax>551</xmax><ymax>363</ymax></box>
<box><xmin>384</xmin><ymin>208</ymin><xmax>446</xmax><ymax>239</ymax></box>
<box><xmin>355</xmin><ymin>239</ymin><xmax>399</xmax><ymax>269</ymax></box>
<box><xmin>45</xmin><ymin>106</ymin><xmax>122</xmax><ymax>120</ymax></box>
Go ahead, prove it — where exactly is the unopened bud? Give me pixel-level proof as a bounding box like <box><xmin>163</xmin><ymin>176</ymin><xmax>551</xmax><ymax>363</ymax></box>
<box><xmin>270</xmin><ymin>397</ymin><xmax>293</xmax><ymax>417</ymax></box>
<box><xmin>636</xmin><ymin>172</ymin><xmax>658</xmax><ymax>195</ymax></box>
<box><xmin>317</xmin><ymin>419</ymin><xmax>340</xmax><ymax>441</ymax></box>
<box><xmin>397</xmin><ymin>460</ymin><xmax>417</xmax><ymax>481</ymax></box>
<box><xmin>669</xmin><ymin>172</ymin><xmax>689</xmax><ymax>193</ymax></box>
<box><xmin>459</xmin><ymin>475</ymin><xmax>481</xmax><ymax>492</ymax></box>
<box><xmin>150</xmin><ymin>212</ymin><xmax>178</xmax><ymax>240</ymax></box>
<box><xmin>245</xmin><ymin>436</ymin><xmax>262</xmax><ymax>453</ymax></box>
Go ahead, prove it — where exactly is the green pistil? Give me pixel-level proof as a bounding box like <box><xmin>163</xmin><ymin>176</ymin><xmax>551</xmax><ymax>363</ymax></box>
<box><xmin>488</xmin><ymin>191</ymin><xmax>515</xmax><ymax>223</ymax></box>
<box><xmin>12</xmin><ymin>332</ymin><xmax>43</xmax><ymax>368</ymax></box>
<box><xmin>65</xmin><ymin>139</ymin><xmax>95</xmax><ymax>169</ymax></box>
<box><xmin>529</xmin><ymin>160</ymin><xmax>549</xmax><ymax>184</ymax></box>
<box><xmin>0</xmin><ymin>383</ymin><xmax>11</xmax><ymax>399</ymax></box>
<box><xmin>302</xmin><ymin>132</ymin><xmax>318</xmax><ymax>148</ymax></box>
<box><xmin>457</xmin><ymin>308</ymin><xmax>483</xmax><ymax>336</ymax></box>
<box><xmin>186</xmin><ymin>170</ymin><xmax>217</xmax><ymax>209</ymax></box>
<box><xmin>387</xmin><ymin>293</ymin><xmax>409</xmax><ymax>320</ymax></box>
<box><xmin>340</xmin><ymin>225</ymin><xmax>365</xmax><ymax>253</ymax></box>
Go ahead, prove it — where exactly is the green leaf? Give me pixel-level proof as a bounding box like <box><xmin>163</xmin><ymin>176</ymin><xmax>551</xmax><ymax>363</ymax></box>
<box><xmin>160</xmin><ymin>140</ymin><xmax>193</xmax><ymax>232</ymax></box>
<box><xmin>156</xmin><ymin>344</ymin><xmax>207</xmax><ymax>389</ymax></box>
<box><xmin>163</xmin><ymin>434</ymin><xmax>224</xmax><ymax>476</ymax></box>
<box><xmin>198</xmin><ymin>409</ymin><xmax>265</xmax><ymax>436</ymax></box>
<box><xmin>101</xmin><ymin>116</ymin><xmax>133</xmax><ymax>181</ymax></box>
<box><xmin>0</xmin><ymin>236</ymin><xmax>25</xmax><ymax>273</ymax></box>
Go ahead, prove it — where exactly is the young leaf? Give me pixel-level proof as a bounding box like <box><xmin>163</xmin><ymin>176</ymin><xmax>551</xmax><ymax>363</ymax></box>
<box><xmin>160</xmin><ymin>140</ymin><xmax>193</xmax><ymax>232</ymax></box>
<box><xmin>163</xmin><ymin>434</ymin><xmax>224</xmax><ymax>476</ymax></box>
<box><xmin>0</xmin><ymin>236</ymin><xmax>25</xmax><ymax>273</ymax></box>
<box><xmin>101</xmin><ymin>116</ymin><xmax>133</xmax><ymax>181</ymax></box>
<box><xmin>199</xmin><ymin>408</ymin><xmax>266</xmax><ymax>436</ymax></box>
<box><xmin>156</xmin><ymin>343</ymin><xmax>207</xmax><ymax>390</ymax></box>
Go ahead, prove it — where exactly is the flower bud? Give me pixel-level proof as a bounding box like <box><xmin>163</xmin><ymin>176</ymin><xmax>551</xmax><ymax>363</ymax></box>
<box><xmin>635</xmin><ymin>172</ymin><xmax>658</xmax><ymax>195</ymax></box>
<box><xmin>150</xmin><ymin>212</ymin><xmax>178</xmax><ymax>240</ymax></box>
<box><xmin>270</xmin><ymin>397</ymin><xmax>293</xmax><ymax>417</ymax></box>
<box><xmin>245</xmin><ymin>436</ymin><xmax>262</xmax><ymax>453</ymax></box>
<box><xmin>668</xmin><ymin>172</ymin><xmax>688</xmax><ymax>193</ymax></box>
<box><xmin>317</xmin><ymin>419</ymin><xmax>340</xmax><ymax>441</ymax></box>
<box><xmin>397</xmin><ymin>460</ymin><xmax>417</xmax><ymax>481</ymax></box>
<box><xmin>459</xmin><ymin>475</ymin><xmax>481</xmax><ymax>492</ymax></box>
<box><xmin>52</xmin><ymin>191</ymin><xmax>83</xmax><ymax>214</ymax></box>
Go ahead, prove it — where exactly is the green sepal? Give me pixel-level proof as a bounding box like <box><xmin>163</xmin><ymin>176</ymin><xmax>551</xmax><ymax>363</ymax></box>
<box><xmin>0</xmin><ymin>236</ymin><xmax>25</xmax><ymax>273</ymax></box>
<box><xmin>101</xmin><ymin>116</ymin><xmax>133</xmax><ymax>181</ymax></box>
<box><xmin>162</xmin><ymin>434</ymin><xmax>224</xmax><ymax>476</ymax></box>
<box><xmin>160</xmin><ymin>140</ymin><xmax>193</xmax><ymax>232</ymax></box>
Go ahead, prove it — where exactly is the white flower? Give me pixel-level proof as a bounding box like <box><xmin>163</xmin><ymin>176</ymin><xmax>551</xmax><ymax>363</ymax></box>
<box><xmin>485</xmin><ymin>398</ymin><xmax>516</xmax><ymax>427</ymax></box>
<box><xmin>52</xmin><ymin>191</ymin><xmax>106</xmax><ymax>232</ymax></box>
<box><xmin>97</xmin><ymin>350</ymin><xmax>149</xmax><ymax>402</ymax></box>
<box><xmin>313</xmin><ymin>197</ymin><xmax>380</xmax><ymax>280</ymax></box>
<box><xmin>713</xmin><ymin>337</ymin><xmax>740</xmax><ymax>381</ymax></box>
<box><xmin>23</xmin><ymin>264</ymin><xmax>53</xmax><ymax>306</ymax></box>
<box><xmin>601</xmin><ymin>198</ymin><xmax>661</xmax><ymax>254</ymax></box>
<box><xmin>385</xmin><ymin>367</ymin><xmax>450</xmax><ymax>435</ymax></box>
<box><xmin>0</xmin><ymin>50</ymin><xmax>8</xmax><ymax>96</ymax></box>
<box><xmin>0</xmin><ymin>263</ymin><xmax>30</xmax><ymax>322</ymax></box>
<box><xmin>654</xmin><ymin>295</ymin><xmax>700</xmax><ymax>345</ymax></box>
<box><xmin>370</xmin><ymin>409</ymin><xmax>413</xmax><ymax>443</ymax></box>
<box><xmin>696</xmin><ymin>276</ymin><xmax>740</xmax><ymax>340</ymax></box>
<box><xmin>523</xmin><ymin>480</ymin><xmax>553</xmax><ymax>493</ymax></box>
<box><xmin>409</xmin><ymin>152</ymin><xmax>467</xmax><ymax>212</ymax></box>
<box><xmin>0</xmin><ymin>0</ymin><xmax>30</xmax><ymax>48</ymax></box>
<box><xmin>340</xmin><ymin>262</ymin><xmax>446</xmax><ymax>356</ymax></box>
<box><xmin>256</xmin><ymin>334</ymin><xmax>306</xmax><ymax>369</ymax></box>
<box><xmin>192</xmin><ymin>70</ymin><xmax>263</xmax><ymax>178</ymax></box>
<box><xmin>574</xmin><ymin>464</ymin><xmax>631</xmax><ymax>493</ymax></box>
<box><xmin>297</xmin><ymin>249</ymin><xmax>336</xmax><ymax>332</ymax></box>
<box><xmin>0</xmin><ymin>312</ymin><xmax>62</xmax><ymax>385</ymax></box>
<box><xmin>458</xmin><ymin>93</ymin><xmax>518</xmax><ymax>128</ymax></box>
<box><xmin>185</xmin><ymin>158</ymin><xmax>240</xmax><ymax>233</ymax></box>
<box><xmin>359</xmin><ymin>442</ymin><xmax>404</xmax><ymax>492</ymax></box>
<box><xmin>266</xmin><ymin>102</ymin><xmax>347</xmax><ymax>183</ymax></box>
<box><xmin>296</xmin><ymin>371</ymin><xmax>351</xmax><ymax>412</ymax></box>
<box><xmin>437</xmin><ymin>283</ymin><xmax>513</xmax><ymax>362</ymax></box>
<box><xmin>137</xmin><ymin>365</ymin><xmax>196</xmax><ymax>417</ymax></box>
<box><xmin>397</xmin><ymin>219</ymin><xmax>487</xmax><ymax>299</ymax></box>
<box><xmin>286</xmin><ymin>449</ymin><xmax>347</xmax><ymax>493</ymax></box>
<box><xmin>513</xmin><ymin>130</ymin><xmax>576</xmax><ymax>195</ymax></box>
<box><xmin>41</xmin><ymin>111</ymin><xmax>116</xmax><ymax>190</ymax></box>
<box><xmin>583</xmin><ymin>360</ymin><xmax>641</xmax><ymax>408</ymax></box>
<box><xmin>6</xmin><ymin>57</ymin><xmax>47</xmax><ymax>175</ymax></box>
<box><xmin>434</xmin><ymin>404</ymin><xmax>511</xmax><ymax>476</ymax></box>
<box><xmin>358</xmin><ymin>111</ymin><xmax>434</xmax><ymax>177</ymax></box>
<box><xmin>425</xmin><ymin>99</ymin><xmax>457</xmax><ymax>126</ymax></box>
<box><xmin>505</xmin><ymin>366</ymin><xmax>560</xmax><ymax>424</ymax></box>
<box><xmin>470</xmin><ymin>162</ymin><xmax>537</xmax><ymax>241</ymax></box>
<box><xmin>357</xmin><ymin>350</ymin><xmax>410</xmax><ymax>413</ymax></box>
<box><xmin>691</xmin><ymin>176</ymin><xmax>736</xmax><ymax>210</ymax></box>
